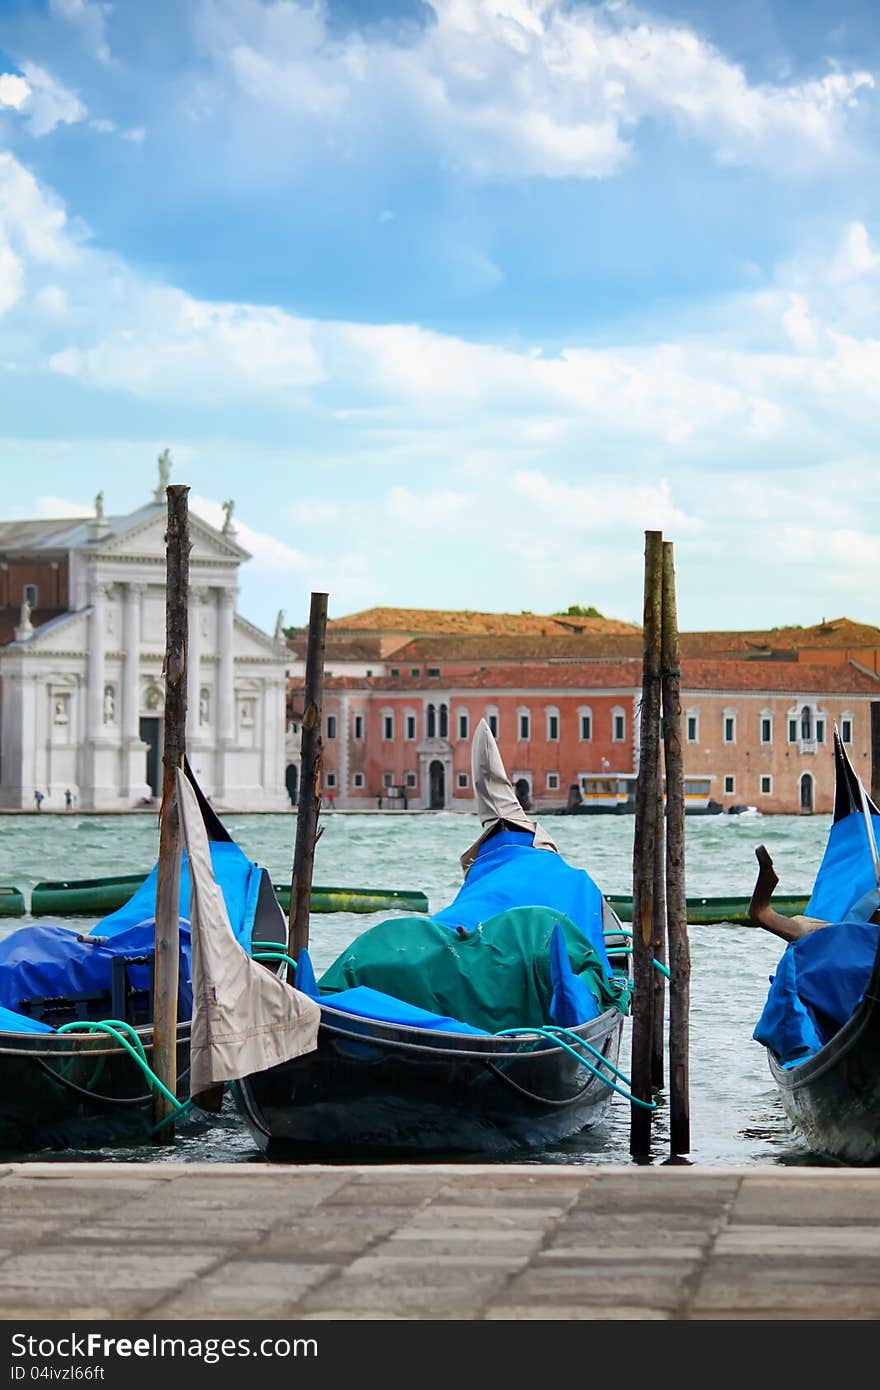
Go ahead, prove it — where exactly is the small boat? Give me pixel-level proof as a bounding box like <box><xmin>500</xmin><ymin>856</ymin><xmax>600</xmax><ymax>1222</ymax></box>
<box><xmin>0</xmin><ymin>763</ymin><xmax>287</xmax><ymax>1152</ymax></box>
<box><xmin>230</xmin><ymin>721</ymin><xmax>634</xmax><ymax>1158</ymax></box>
<box><xmin>605</xmin><ymin>892</ymin><xmax>810</xmax><ymax>926</ymax></box>
<box><xmin>750</xmin><ymin>730</ymin><xmax>880</xmax><ymax>1163</ymax></box>
<box><xmin>564</xmin><ymin>773</ymin><xmax>721</xmax><ymax>816</ymax></box>
<box><xmin>29</xmin><ymin>875</ymin><xmax>428</xmax><ymax>918</ymax></box>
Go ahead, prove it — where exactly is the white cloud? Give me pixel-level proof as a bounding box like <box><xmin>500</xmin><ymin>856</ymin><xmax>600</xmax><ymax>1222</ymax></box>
<box><xmin>387</xmin><ymin>485</ymin><xmax>469</xmax><ymax>527</ymax></box>
<box><xmin>0</xmin><ymin>239</ymin><xmax>24</xmax><ymax>315</ymax></box>
<box><xmin>0</xmin><ymin>74</ymin><xmax>31</xmax><ymax>111</ymax></box>
<box><xmin>194</xmin><ymin>0</ymin><xmax>874</xmax><ymax>180</ymax></box>
<box><xmin>17</xmin><ymin>63</ymin><xmax>87</xmax><ymax>137</ymax></box>
<box><xmin>512</xmin><ymin>469</ymin><xmax>702</xmax><ymax>534</ymax></box>
<box><xmin>35</xmin><ymin>494</ymin><xmax>92</xmax><ymax>518</ymax></box>
<box><xmin>829</xmin><ymin>222</ymin><xmax>880</xmax><ymax>283</ymax></box>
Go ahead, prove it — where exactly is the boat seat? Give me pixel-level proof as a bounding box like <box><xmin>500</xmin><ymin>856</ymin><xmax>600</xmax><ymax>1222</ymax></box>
<box><xmin>18</xmin><ymin>952</ymin><xmax>154</xmax><ymax>1029</ymax></box>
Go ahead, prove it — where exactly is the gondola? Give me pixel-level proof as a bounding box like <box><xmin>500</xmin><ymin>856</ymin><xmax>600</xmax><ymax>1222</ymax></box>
<box><xmin>750</xmin><ymin>729</ymin><xmax>880</xmax><ymax>1163</ymax></box>
<box><xmin>229</xmin><ymin>721</ymin><xmax>633</xmax><ymax>1159</ymax></box>
<box><xmin>0</xmin><ymin>763</ymin><xmax>286</xmax><ymax>1152</ymax></box>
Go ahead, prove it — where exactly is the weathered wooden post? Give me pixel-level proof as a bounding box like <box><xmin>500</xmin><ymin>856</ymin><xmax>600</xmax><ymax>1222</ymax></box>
<box><xmin>651</xmin><ymin>778</ymin><xmax>666</xmax><ymax>1092</ymax></box>
<box><xmin>630</xmin><ymin>530</ymin><xmax>663</xmax><ymax>1158</ymax></box>
<box><xmin>661</xmin><ymin>539</ymin><xmax>691</xmax><ymax>1161</ymax></box>
<box><xmin>152</xmin><ymin>484</ymin><xmax>190</xmax><ymax>1142</ymax></box>
<box><xmin>871</xmin><ymin>702</ymin><xmax>880</xmax><ymax>809</ymax></box>
<box><xmin>288</xmin><ymin>592</ymin><xmax>328</xmax><ymax>963</ymax></box>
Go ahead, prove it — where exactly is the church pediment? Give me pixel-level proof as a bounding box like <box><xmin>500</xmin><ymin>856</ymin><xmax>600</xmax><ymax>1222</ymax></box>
<box><xmin>234</xmin><ymin>615</ymin><xmax>289</xmax><ymax>660</ymax></box>
<box><xmin>93</xmin><ymin>509</ymin><xmax>250</xmax><ymax>565</ymax></box>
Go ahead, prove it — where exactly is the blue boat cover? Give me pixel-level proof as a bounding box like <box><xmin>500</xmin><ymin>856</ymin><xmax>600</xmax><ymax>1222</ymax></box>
<box><xmin>315</xmin><ymin>830</ymin><xmax>625</xmax><ymax>1034</ymax></box>
<box><xmin>433</xmin><ymin>827</ymin><xmax>612</xmax><ymax>973</ymax></box>
<box><xmin>0</xmin><ymin>840</ymin><xmax>264</xmax><ymax>1034</ymax></box>
<box><xmin>754</xmin><ymin>920</ymin><xmax>879</xmax><ymax>1066</ymax></box>
<box><xmin>805</xmin><ymin>810</ymin><xmax>880</xmax><ymax>921</ymax></box>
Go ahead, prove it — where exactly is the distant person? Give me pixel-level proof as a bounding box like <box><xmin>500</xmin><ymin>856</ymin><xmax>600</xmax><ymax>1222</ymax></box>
<box><xmin>64</xmin><ymin>789</ymin><xmax>73</xmax><ymax>811</ymax></box>
<box><xmin>327</xmin><ymin>791</ymin><xmax>335</xmax><ymax>811</ymax></box>
<box><xmin>34</xmin><ymin>790</ymin><xmax>44</xmax><ymax>811</ymax></box>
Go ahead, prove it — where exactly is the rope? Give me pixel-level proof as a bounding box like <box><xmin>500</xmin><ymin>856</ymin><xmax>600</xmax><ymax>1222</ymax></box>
<box><xmin>55</xmin><ymin>1020</ymin><xmax>192</xmax><ymax>1125</ymax></box>
<box><xmin>494</xmin><ymin>1024</ymin><xmax>656</xmax><ymax>1110</ymax></box>
<box><xmin>604</xmin><ymin>928</ymin><xmax>670</xmax><ymax>979</ymax></box>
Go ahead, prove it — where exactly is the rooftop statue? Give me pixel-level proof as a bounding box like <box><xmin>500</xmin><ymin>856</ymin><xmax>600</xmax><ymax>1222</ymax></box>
<box><xmin>94</xmin><ymin>491</ymin><xmax>105</xmax><ymax>521</ymax></box>
<box><xmin>221</xmin><ymin>498</ymin><xmax>236</xmax><ymax>535</ymax></box>
<box><xmin>154</xmin><ymin>448</ymin><xmax>172</xmax><ymax>501</ymax></box>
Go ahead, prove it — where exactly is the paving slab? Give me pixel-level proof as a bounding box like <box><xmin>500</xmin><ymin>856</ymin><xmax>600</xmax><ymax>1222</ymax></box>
<box><xmin>0</xmin><ymin>1162</ymin><xmax>878</xmax><ymax>1320</ymax></box>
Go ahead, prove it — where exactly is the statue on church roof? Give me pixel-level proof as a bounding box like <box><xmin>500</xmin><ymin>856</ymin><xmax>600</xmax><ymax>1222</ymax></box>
<box><xmin>274</xmin><ymin>609</ymin><xmax>286</xmax><ymax>643</ymax></box>
<box><xmin>221</xmin><ymin>498</ymin><xmax>236</xmax><ymax>535</ymax></box>
<box><xmin>94</xmin><ymin>491</ymin><xmax>104</xmax><ymax>521</ymax></box>
<box><xmin>154</xmin><ymin>448</ymin><xmax>172</xmax><ymax>502</ymax></box>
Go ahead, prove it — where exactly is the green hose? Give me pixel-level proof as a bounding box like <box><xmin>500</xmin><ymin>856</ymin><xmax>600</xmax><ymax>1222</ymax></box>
<box><xmin>56</xmin><ymin>1020</ymin><xmax>192</xmax><ymax>1129</ymax></box>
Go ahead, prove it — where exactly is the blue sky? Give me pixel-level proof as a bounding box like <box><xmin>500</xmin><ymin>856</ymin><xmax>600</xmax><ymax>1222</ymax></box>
<box><xmin>1</xmin><ymin>0</ymin><xmax>879</xmax><ymax>636</ymax></box>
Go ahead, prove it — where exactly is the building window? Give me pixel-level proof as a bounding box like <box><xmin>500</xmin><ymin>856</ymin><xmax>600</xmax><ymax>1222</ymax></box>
<box><xmin>383</xmin><ymin>772</ymin><xmax>393</xmax><ymax>788</ymax></box>
<box><xmin>354</xmin><ymin>714</ymin><xmax>364</xmax><ymax>740</ymax></box>
<box><xmin>518</xmin><ymin>710</ymin><xmax>531</xmax><ymax>741</ymax></box>
<box><xmin>800</xmin><ymin>706</ymin><xmax>812</xmax><ymax>741</ymax></box>
<box><xmin>427</xmin><ymin>703</ymin><xmax>436</xmax><ymax>738</ymax></box>
<box><xmin>546</xmin><ymin>708</ymin><xmax>559</xmax><ymax>742</ymax></box>
<box><xmin>612</xmin><ymin>708</ymin><xmax>625</xmax><ymax>742</ymax></box>
<box><xmin>760</xmin><ymin>775</ymin><xmax>772</xmax><ymax>795</ymax></box>
<box><xmin>439</xmin><ymin>703</ymin><xmax>449</xmax><ymax>738</ymax></box>
<box><xmin>353</xmin><ymin>771</ymin><xmax>364</xmax><ymax>788</ymax></box>
<box><xmin>366</xmin><ymin>669</ymin><xmax>373</xmax><ymax>678</ymax></box>
<box><xmin>547</xmin><ymin>772</ymin><xmax>559</xmax><ymax>790</ymax></box>
<box><xmin>410</xmin><ymin>668</ymin><xmax>419</xmax><ymax>677</ymax></box>
<box><xmin>686</xmin><ymin>712</ymin><xmax>698</xmax><ymax>743</ymax></box>
<box><xmin>486</xmin><ymin>707</ymin><xmax>499</xmax><ymax>738</ymax></box>
<box><xmin>458</xmin><ymin>711</ymin><xmax>469</xmax><ymax>740</ymax></box>
<box><xmin>841</xmin><ymin>716</ymin><xmax>853</xmax><ymax>744</ymax></box>
<box><xmin>578</xmin><ymin>708</ymin><xmax>592</xmax><ymax>741</ymax></box>
<box><xmin>405</xmin><ymin>772</ymin><xmax>417</xmax><ymax>788</ymax></box>
<box><xmin>816</xmin><ymin>718</ymin><xmax>825</xmax><ymax>744</ymax></box>
<box><xmin>788</xmin><ymin>717</ymin><xmax>797</xmax><ymax>743</ymax></box>
<box><xmin>724</xmin><ymin>713</ymin><xmax>736</xmax><ymax>744</ymax></box>
<box><xmin>724</xmin><ymin>775</ymin><xmax>735</xmax><ymax>794</ymax></box>
<box><xmin>326</xmin><ymin>714</ymin><xmax>337</xmax><ymax>739</ymax></box>
<box><xmin>23</xmin><ymin>584</ymin><xmax>37</xmax><ymax>607</ymax></box>
<box><xmin>427</xmin><ymin>667</ymin><xmax>440</xmax><ymax>677</ymax></box>
<box><xmin>405</xmin><ymin>713</ymin><xmax>416</xmax><ymax>740</ymax></box>
<box><xmin>457</xmin><ymin>772</ymin><xmax>469</xmax><ymax>789</ymax></box>
<box><xmin>382</xmin><ymin>711</ymin><xmax>394</xmax><ymax>740</ymax></box>
<box><xmin>760</xmin><ymin>714</ymin><xmax>772</xmax><ymax>744</ymax></box>
<box><xmin>325</xmin><ymin>771</ymin><xmax>337</xmax><ymax>789</ymax></box>
<box><xmin>390</xmin><ymin>668</ymin><xmax>399</xmax><ymax>677</ymax></box>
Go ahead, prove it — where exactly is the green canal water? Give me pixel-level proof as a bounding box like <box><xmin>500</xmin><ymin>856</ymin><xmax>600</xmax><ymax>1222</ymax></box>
<box><xmin>0</xmin><ymin>807</ymin><xmax>836</xmax><ymax>1168</ymax></box>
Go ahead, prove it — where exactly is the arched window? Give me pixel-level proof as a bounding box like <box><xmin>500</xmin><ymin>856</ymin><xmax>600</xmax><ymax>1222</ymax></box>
<box><xmin>577</xmin><ymin>705</ymin><xmax>592</xmax><ymax>741</ymax></box>
<box><xmin>545</xmin><ymin>706</ymin><xmax>560</xmax><ymax>742</ymax></box>
<box><xmin>801</xmin><ymin>705</ymin><xmax>812</xmax><ymax>741</ymax></box>
<box><xmin>439</xmin><ymin>703</ymin><xmax>448</xmax><ymax>738</ymax></box>
<box><xmin>485</xmin><ymin>706</ymin><xmax>499</xmax><ymax>738</ymax></box>
<box><xmin>426</xmin><ymin>703</ymin><xmax>436</xmax><ymax>738</ymax></box>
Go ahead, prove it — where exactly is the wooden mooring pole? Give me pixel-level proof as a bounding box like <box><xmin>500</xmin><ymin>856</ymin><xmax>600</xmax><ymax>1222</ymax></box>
<box><xmin>651</xmin><ymin>778</ymin><xmax>666</xmax><ymax>1092</ymax></box>
<box><xmin>152</xmin><ymin>484</ymin><xmax>190</xmax><ymax>1142</ymax></box>
<box><xmin>630</xmin><ymin>530</ymin><xmax>663</xmax><ymax>1159</ymax></box>
<box><xmin>661</xmin><ymin>540</ymin><xmax>691</xmax><ymax>1161</ymax></box>
<box><xmin>288</xmin><ymin>592</ymin><xmax>328</xmax><ymax>964</ymax></box>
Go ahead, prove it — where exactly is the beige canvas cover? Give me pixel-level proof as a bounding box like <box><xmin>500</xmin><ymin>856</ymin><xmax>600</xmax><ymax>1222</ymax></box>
<box><xmin>176</xmin><ymin>768</ymin><xmax>320</xmax><ymax>1108</ymax></box>
<box><xmin>460</xmin><ymin>718</ymin><xmax>558</xmax><ymax>875</ymax></box>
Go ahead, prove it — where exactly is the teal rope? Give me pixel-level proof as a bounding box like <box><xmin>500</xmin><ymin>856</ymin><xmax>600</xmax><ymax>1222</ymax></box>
<box><xmin>252</xmin><ymin>946</ymin><xmax>299</xmax><ymax>973</ymax></box>
<box><xmin>56</xmin><ymin>1020</ymin><xmax>191</xmax><ymax>1123</ymax></box>
<box><xmin>494</xmin><ymin>1025</ymin><xmax>657</xmax><ymax>1110</ymax></box>
<box><xmin>605</xmin><ymin>928</ymin><xmax>670</xmax><ymax>979</ymax></box>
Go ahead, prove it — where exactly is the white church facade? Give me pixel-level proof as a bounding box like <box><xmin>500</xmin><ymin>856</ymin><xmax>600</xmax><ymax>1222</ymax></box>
<box><xmin>0</xmin><ymin>468</ymin><xmax>290</xmax><ymax>811</ymax></box>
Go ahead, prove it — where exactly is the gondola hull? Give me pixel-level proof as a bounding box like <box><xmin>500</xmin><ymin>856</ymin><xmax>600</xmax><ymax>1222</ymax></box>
<box><xmin>0</xmin><ymin>1023</ymin><xmax>192</xmax><ymax>1152</ymax></box>
<box><xmin>234</xmin><ymin>1001</ymin><xmax>626</xmax><ymax>1158</ymax></box>
<box><xmin>768</xmin><ymin>993</ymin><xmax>880</xmax><ymax>1164</ymax></box>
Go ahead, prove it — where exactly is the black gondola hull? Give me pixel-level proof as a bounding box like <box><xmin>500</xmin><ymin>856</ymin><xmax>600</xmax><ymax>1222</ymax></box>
<box><xmin>234</xmin><ymin>1003</ymin><xmax>626</xmax><ymax>1158</ymax></box>
<box><xmin>767</xmin><ymin>992</ymin><xmax>880</xmax><ymax>1164</ymax></box>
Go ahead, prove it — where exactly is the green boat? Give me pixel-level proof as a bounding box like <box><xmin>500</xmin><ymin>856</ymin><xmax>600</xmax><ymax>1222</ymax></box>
<box><xmin>29</xmin><ymin>873</ymin><xmax>429</xmax><ymax>918</ymax></box>
<box><xmin>604</xmin><ymin>892</ymin><xmax>809</xmax><ymax>926</ymax></box>
<box><xmin>0</xmin><ymin>886</ymin><xmax>25</xmax><ymax>918</ymax></box>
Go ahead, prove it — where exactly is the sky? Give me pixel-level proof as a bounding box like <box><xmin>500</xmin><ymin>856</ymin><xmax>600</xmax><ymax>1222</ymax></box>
<box><xmin>1</xmin><ymin>0</ymin><xmax>880</xmax><ymax>636</ymax></box>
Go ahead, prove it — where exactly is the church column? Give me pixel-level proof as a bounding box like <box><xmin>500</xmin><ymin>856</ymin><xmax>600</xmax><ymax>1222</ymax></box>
<box><xmin>122</xmin><ymin>582</ymin><xmax>143</xmax><ymax>743</ymax></box>
<box><xmin>86</xmin><ymin>578</ymin><xmax>107</xmax><ymax>742</ymax></box>
<box><xmin>216</xmin><ymin>587</ymin><xmax>236</xmax><ymax>798</ymax></box>
<box><xmin>186</xmin><ymin>587</ymin><xmax>204</xmax><ymax>743</ymax></box>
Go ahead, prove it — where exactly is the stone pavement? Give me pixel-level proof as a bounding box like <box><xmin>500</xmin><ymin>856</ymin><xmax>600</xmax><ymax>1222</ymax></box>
<box><xmin>0</xmin><ymin>1162</ymin><xmax>878</xmax><ymax>1320</ymax></box>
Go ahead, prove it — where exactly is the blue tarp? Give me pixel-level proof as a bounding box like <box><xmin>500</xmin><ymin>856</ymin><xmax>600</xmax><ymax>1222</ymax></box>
<box><xmin>0</xmin><ymin>840</ymin><xmax>264</xmax><ymax>1034</ymax></box>
<box><xmin>754</xmin><ymin>918</ymin><xmax>879</xmax><ymax>1067</ymax></box>
<box><xmin>307</xmin><ymin>828</ymin><xmax>622</xmax><ymax>1034</ymax></box>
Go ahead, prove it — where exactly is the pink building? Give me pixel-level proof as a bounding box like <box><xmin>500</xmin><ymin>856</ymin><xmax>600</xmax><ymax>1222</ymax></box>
<box><xmin>287</xmin><ymin>657</ymin><xmax>880</xmax><ymax>814</ymax></box>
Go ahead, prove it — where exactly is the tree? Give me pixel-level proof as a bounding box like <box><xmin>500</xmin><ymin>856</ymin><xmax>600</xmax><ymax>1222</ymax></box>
<box><xmin>554</xmin><ymin>604</ymin><xmax>605</xmax><ymax>618</ymax></box>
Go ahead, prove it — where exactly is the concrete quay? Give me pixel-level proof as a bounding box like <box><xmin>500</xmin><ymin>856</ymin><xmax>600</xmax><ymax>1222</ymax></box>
<box><xmin>0</xmin><ymin>1162</ymin><xmax>878</xmax><ymax>1320</ymax></box>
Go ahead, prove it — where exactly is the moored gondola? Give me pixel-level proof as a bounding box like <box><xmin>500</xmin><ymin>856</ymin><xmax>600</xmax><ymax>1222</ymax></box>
<box><xmin>750</xmin><ymin>729</ymin><xmax>880</xmax><ymax>1163</ymax></box>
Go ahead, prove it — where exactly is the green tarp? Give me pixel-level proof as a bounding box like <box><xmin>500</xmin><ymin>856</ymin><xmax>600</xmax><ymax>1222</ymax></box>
<box><xmin>319</xmin><ymin>905</ymin><xmax>629</xmax><ymax>1034</ymax></box>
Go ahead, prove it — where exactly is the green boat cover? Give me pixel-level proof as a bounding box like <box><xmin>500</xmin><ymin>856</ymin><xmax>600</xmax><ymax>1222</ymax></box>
<box><xmin>319</xmin><ymin>904</ymin><xmax>629</xmax><ymax>1034</ymax></box>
